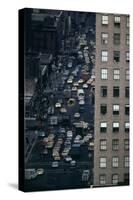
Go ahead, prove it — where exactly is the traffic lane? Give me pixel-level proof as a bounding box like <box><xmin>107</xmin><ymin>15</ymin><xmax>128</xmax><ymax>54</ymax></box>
<box><xmin>27</xmin><ymin>139</ymin><xmax>93</xmax><ymax>167</ymax></box>
<box><xmin>24</xmin><ymin>168</ymin><xmax>91</xmax><ymax>191</ymax></box>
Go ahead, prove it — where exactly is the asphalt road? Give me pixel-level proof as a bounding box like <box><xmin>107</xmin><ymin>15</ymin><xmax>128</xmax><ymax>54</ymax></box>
<box><xmin>24</xmin><ymin>18</ymin><xmax>95</xmax><ymax>191</ymax></box>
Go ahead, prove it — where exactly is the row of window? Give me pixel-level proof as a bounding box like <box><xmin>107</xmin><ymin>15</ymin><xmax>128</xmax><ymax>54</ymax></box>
<box><xmin>99</xmin><ymin>173</ymin><xmax>129</xmax><ymax>185</ymax></box>
<box><xmin>100</xmin><ymin>104</ymin><xmax>129</xmax><ymax>115</ymax></box>
<box><xmin>100</xmin><ymin>139</ymin><xmax>129</xmax><ymax>151</ymax></box>
<box><xmin>101</xmin><ymin>33</ymin><xmax>129</xmax><ymax>45</ymax></box>
<box><xmin>101</xmin><ymin>68</ymin><xmax>129</xmax><ymax>80</ymax></box>
<box><xmin>102</xmin><ymin>15</ymin><xmax>129</xmax><ymax>28</ymax></box>
<box><xmin>99</xmin><ymin>156</ymin><xmax>129</xmax><ymax>168</ymax></box>
<box><xmin>101</xmin><ymin>86</ymin><xmax>129</xmax><ymax>98</ymax></box>
<box><xmin>100</xmin><ymin>122</ymin><xmax>129</xmax><ymax>133</ymax></box>
<box><xmin>101</xmin><ymin>50</ymin><xmax>129</xmax><ymax>63</ymax></box>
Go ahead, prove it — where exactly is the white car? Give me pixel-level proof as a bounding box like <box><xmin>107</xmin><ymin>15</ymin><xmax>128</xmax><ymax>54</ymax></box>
<box><xmin>67</xmin><ymin>79</ymin><xmax>73</xmax><ymax>84</ymax></box>
<box><xmin>36</xmin><ymin>168</ymin><xmax>44</xmax><ymax>175</ymax></box>
<box><xmin>65</xmin><ymin>156</ymin><xmax>72</xmax><ymax>162</ymax></box>
<box><xmin>67</xmin><ymin>62</ymin><xmax>72</xmax><ymax>68</ymax></box>
<box><xmin>73</xmin><ymin>82</ymin><xmax>79</xmax><ymax>87</ymax></box>
<box><xmin>52</xmin><ymin>161</ymin><xmax>59</xmax><ymax>168</ymax></box>
<box><xmin>55</xmin><ymin>102</ymin><xmax>61</xmax><ymax>108</ymax></box>
<box><xmin>67</xmin><ymin>130</ymin><xmax>73</xmax><ymax>138</ymax></box>
<box><xmin>79</xmin><ymin>99</ymin><xmax>85</xmax><ymax>105</ymax></box>
<box><xmin>91</xmin><ymin>74</ymin><xmax>95</xmax><ymax>79</ymax></box>
<box><xmin>78</xmin><ymin>79</ymin><xmax>84</xmax><ymax>84</ymax></box>
<box><xmin>72</xmin><ymin>87</ymin><xmax>77</xmax><ymax>91</ymax></box>
<box><xmin>74</xmin><ymin>112</ymin><xmax>80</xmax><ymax>118</ymax></box>
<box><xmin>60</xmin><ymin>108</ymin><xmax>67</xmax><ymax>113</ymax></box>
<box><xmin>83</xmin><ymin>83</ymin><xmax>88</xmax><ymax>89</ymax></box>
<box><xmin>70</xmin><ymin>160</ymin><xmax>76</xmax><ymax>166</ymax></box>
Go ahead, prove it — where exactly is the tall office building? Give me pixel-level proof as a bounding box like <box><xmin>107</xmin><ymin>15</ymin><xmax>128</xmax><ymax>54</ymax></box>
<box><xmin>94</xmin><ymin>13</ymin><xmax>130</xmax><ymax>186</ymax></box>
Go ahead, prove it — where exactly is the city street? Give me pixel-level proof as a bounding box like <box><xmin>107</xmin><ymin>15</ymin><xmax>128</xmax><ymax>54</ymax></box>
<box><xmin>24</xmin><ymin>11</ymin><xmax>95</xmax><ymax>191</ymax></box>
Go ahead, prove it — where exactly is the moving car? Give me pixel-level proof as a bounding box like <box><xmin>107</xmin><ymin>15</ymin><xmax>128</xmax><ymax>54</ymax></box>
<box><xmin>36</xmin><ymin>168</ymin><xmax>44</xmax><ymax>175</ymax></box>
<box><xmin>77</xmin><ymin>89</ymin><xmax>85</xmax><ymax>100</ymax></box>
<box><xmin>83</xmin><ymin>83</ymin><xmax>88</xmax><ymax>89</ymax></box>
<box><xmin>52</xmin><ymin>161</ymin><xmax>59</xmax><ymax>168</ymax></box>
<box><xmin>55</xmin><ymin>103</ymin><xmax>61</xmax><ymax>108</ymax></box>
<box><xmin>79</xmin><ymin>99</ymin><xmax>85</xmax><ymax>105</ymax></box>
<box><xmin>74</xmin><ymin>112</ymin><xmax>80</xmax><ymax>118</ymax></box>
<box><xmin>64</xmin><ymin>156</ymin><xmax>72</xmax><ymax>162</ymax></box>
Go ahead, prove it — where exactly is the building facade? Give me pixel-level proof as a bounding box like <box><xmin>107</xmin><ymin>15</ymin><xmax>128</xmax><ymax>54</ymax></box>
<box><xmin>94</xmin><ymin>13</ymin><xmax>129</xmax><ymax>186</ymax></box>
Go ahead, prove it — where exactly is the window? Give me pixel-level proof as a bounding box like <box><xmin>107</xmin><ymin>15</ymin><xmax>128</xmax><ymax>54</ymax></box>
<box><xmin>114</xmin><ymin>16</ymin><xmax>120</xmax><ymax>27</ymax></box>
<box><xmin>99</xmin><ymin>174</ymin><xmax>106</xmax><ymax>185</ymax></box>
<box><xmin>125</xmin><ymin>70</ymin><xmax>129</xmax><ymax>80</ymax></box>
<box><xmin>102</xmin><ymin>51</ymin><xmax>108</xmax><ymax>62</ymax></box>
<box><xmin>112</xmin><ymin>157</ymin><xmax>119</xmax><ymax>167</ymax></box>
<box><xmin>113</xmin><ymin>122</ymin><xmax>119</xmax><ymax>132</ymax></box>
<box><xmin>101</xmin><ymin>68</ymin><xmax>108</xmax><ymax>79</ymax></box>
<box><xmin>100</xmin><ymin>157</ymin><xmax>107</xmax><ymax>168</ymax></box>
<box><xmin>101</xmin><ymin>86</ymin><xmax>107</xmax><ymax>97</ymax></box>
<box><xmin>126</xmin><ymin>16</ymin><xmax>129</xmax><ymax>27</ymax></box>
<box><xmin>100</xmin><ymin>122</ymin><xmax>107</xmax><ymax>133</ymax></box>
<box><xmin>125</xmin><ymin>104</ymin><xmax>129</xmax><ymax>115</ymax></box>
<box><xmin>101</xmin><ymin>33</ymin><xmax>108</xmax><ymax>44</ymax></box>
<box><xmin>126</xmin><ymin>52</ymin><xmax>129</xmax><ymax>62</ymax></box>
<box><xmin>100</xmin><ymin>104</ymin><xmax>107</xmax><ymax>115</ymax></box>
<box><xmin>112</xmin><ymin>174</ymin><xmax>119</xmax><ymax>185</ymax></box>
<box><xmin>113</xmin><ymin>86</ymin><xmax>119</xmax><ymax>97</ymax></box>
<box><xmin>124</xmin><ymin>139</ymin><xmax>129</xmax><ymax>150</ymax></box>
<box><xmin>100</xmin><ymin>139</ymin><xmax>107</xmax><ymax>150</ymax></box>
<box><xmin>124</xmin><ymin>173</ymin><xmax>129</xmax><ymax>184</ymax></box>
<box><xmin>114</xmin><ymin>51</ymin><xmax>120</xmax><ymax>62</ymax></box>
<box><xmin>112</xmin><ymin>139</ymin><xmax>119</xmax><ymax>150</ymax></box>
<box><xmin>113</xmin><ymin>105</ymin><xmax>119</xmax><ymax>115</ymax></box>
<box><xmin>113</xmin><ymin>69</ymin><xmax>120</xmax><ymax>80</ymax></box>
<box><xmin>124</xmin><ymin>156</ymin><xmax>129</xmax><ymax>168</ymax></box>
<box><xmin>102</xmin><ymin>15</ymin><xmax>108</xmax><ymax>25</ymax></box>
<box><xmin>114</xmin><ymin>33</ymin><xmax>120</xmax><ymax>45</ymax></box>
<box><xmin>125</xmin><ymin>87</ymin><xmax>129</xmax><ymax>98</ymax></box>
<box><xmin>125</xmin><ymin>122</ymin><xmax>129</xmax><ymax>133</ymax></box>
<box><xmin>126</xmin><ymin>34</ymin><xmax>129</xmax><ymax>45</ymax></box>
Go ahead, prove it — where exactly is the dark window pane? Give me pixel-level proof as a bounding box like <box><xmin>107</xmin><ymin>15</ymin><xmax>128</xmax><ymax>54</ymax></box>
<box><xmin>101</xmin><ymin>104</ymin><xmax>107</xmax><ymax>115</ymax></box>
<box><xmin>113</xmin><ymin>87</ymin><xmax>119</xmax><ymax>97</ymax></box>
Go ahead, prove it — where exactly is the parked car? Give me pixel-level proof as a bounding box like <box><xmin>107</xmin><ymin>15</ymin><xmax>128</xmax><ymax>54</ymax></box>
<box><xmin>25</xmin><ymin>169</ymin><xmax>37</xmax><ymax>180</ymax></box>
<box><xmin>82</xmin><ymin>170</ymin><xmax>90</xmax><ymax>181</ymax></box>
